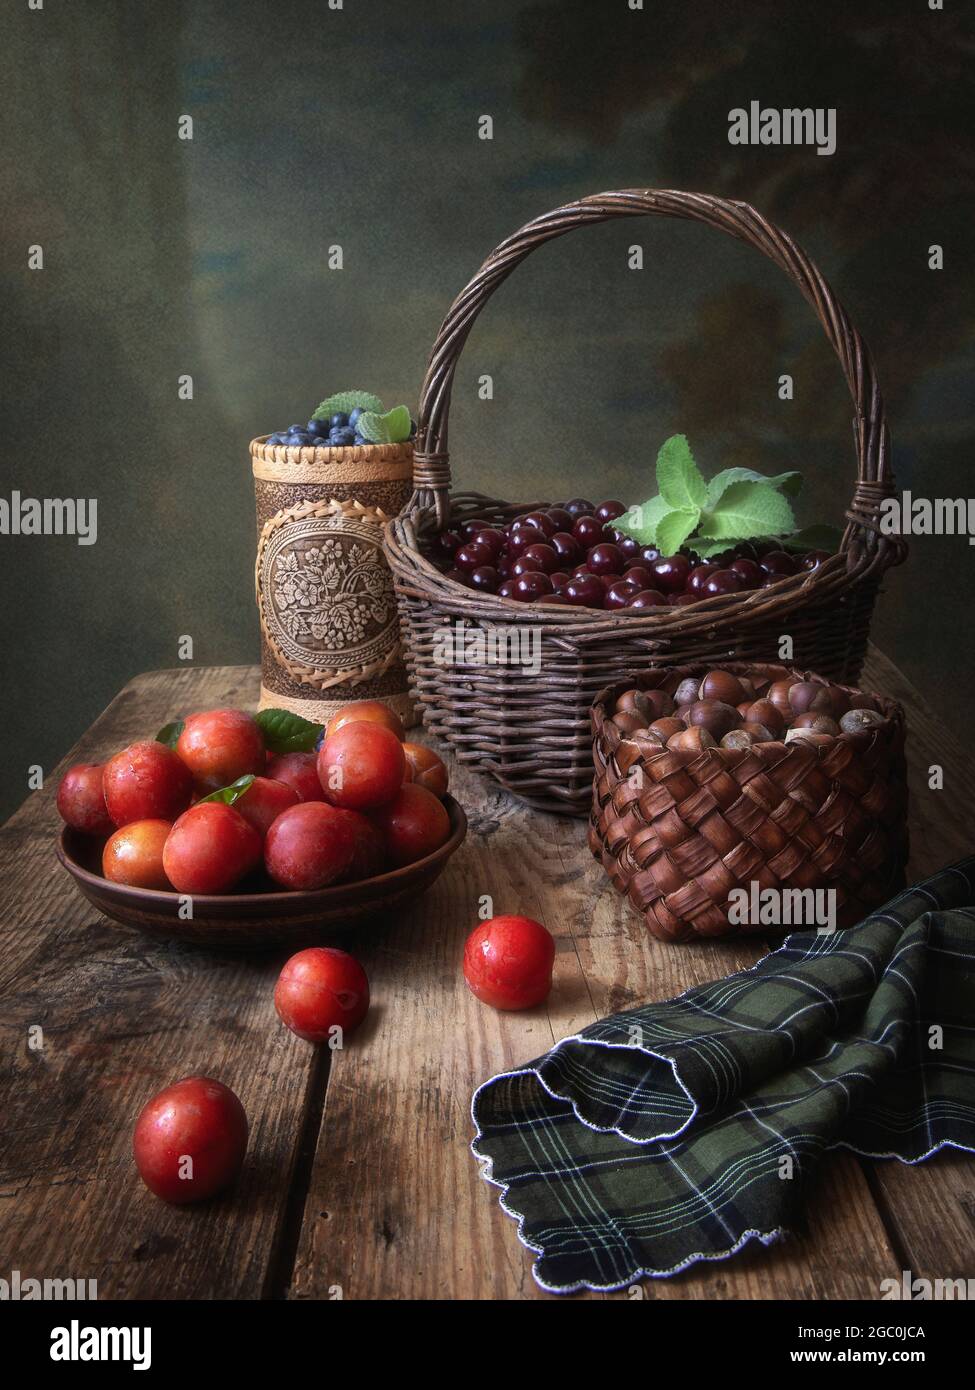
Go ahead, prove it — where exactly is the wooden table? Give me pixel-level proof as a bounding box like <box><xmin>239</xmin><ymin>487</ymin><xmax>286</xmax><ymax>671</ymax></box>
<box><xmin>2</xmin><ymin>650</ymin><xmax>973</xmax><ymax>1300</ymax></box>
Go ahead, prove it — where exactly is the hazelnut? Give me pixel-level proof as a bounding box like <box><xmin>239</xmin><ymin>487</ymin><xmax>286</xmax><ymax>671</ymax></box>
<box><xmin>791</xmin><ymin>712</ymin><xmax>840</xmax><ymax>736</ymax></box>
<box><xmin>788</xmin><ymin>680</ymin><xmax>833</xmax><ymax>715</ymax></box>
<box><xmin>674</xmin><ymin>677</ymin><xmax>700</xmax><ymax>706</ymax></box>
<box><xmin>839</xmin><ymin>707</ymin><xmax>885</xmax><ymax>734</ymax></box>
<box><xmin>720</xmin><ymin>729</ymin><xmax>756</xmax><ymax>750</ymax></box>
<box><xmin>667</xmin><ymin>726</ymin><xmax>716</xmax><ymax>754</ymax></box>
<box><xmin>698</xmin><ymin>669</ymin><xmax>746</xmax><ymax>706</ymax></box>
<box><xmin>746</xmin><ymin>699</ymin><xmax>785</xmax><ymax>736</ymax></box>
<box><xmin>742</xmin><ymin>721</ymin><xmax>774</xmax><ymax>743</ymax></box>
<box><xmin>613</xmin><ymin>710</ymin><xmax>645</xmax><ymax>736</ymax></box>
<box><xmin>650</xmin><ymin>717</ymin><xmax>685</xmax><ymax>741</ymax></box>
<box><xmin>767</xmin><ymin>679</ymin><xmax>797</xmax><ymax>717</ymax></box>
<box><xmin>686</xmin><ymin>700</ymin><xmax>741</xmax><ymax>741</ymax></box>
<box><xmin>615</xmin><ymin>688</ymin><xmax>650</xmax><ymax>720</ymax></box>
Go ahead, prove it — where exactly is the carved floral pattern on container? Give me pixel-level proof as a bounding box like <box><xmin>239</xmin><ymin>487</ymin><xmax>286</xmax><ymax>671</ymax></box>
<box><xmin>261</xmin><ymin>516</ymin><xmax>397</xmax><ymax>675</ymax></box>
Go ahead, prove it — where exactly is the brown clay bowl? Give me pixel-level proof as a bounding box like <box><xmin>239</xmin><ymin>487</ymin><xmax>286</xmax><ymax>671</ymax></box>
<box><xmin>56</xmin><ymin>795</ymin><xmax>467</xmax><ymax>949</ymax></box>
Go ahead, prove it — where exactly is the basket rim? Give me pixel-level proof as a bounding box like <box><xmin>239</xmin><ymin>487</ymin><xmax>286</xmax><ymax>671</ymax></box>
<box><xmin>385</xmin><ymin>499</ymin><xmax>888</xmax><ymax>639</ymax></box>
<box><xmin>590</xmin><ymin>661</ymin><xmax>905</xmax><ymax>758</ymax></box>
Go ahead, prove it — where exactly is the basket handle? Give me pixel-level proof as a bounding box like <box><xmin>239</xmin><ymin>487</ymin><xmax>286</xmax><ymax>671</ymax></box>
<box><xmin>411</xmin><ymin>188</ymin><xmax>895</xmax><ymax>564</ymax></box>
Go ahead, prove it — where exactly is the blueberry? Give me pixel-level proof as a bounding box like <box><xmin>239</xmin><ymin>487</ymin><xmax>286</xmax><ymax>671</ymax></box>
<box><xmin>289</xmin><ymin>432</ymin><xmax>312</xmax><ymax>446</ymax></box>
<box><xmin>288</xmin><ymin>424</ymin><xmax>302</xmax><ymax>434</ymax></box>
<box><xmin>348</xmin><ymin>407</ymin><xmax>364</xmax><ymax>428</ymax></box>
<box><xmin>267</xmin><ymin>432</ymin><xmax>285</xmax><ymax>445</ymax></box>
<box><xmin>330</xmin><ymin>426</ymin><xmax>355</xmax><ymax>446</ymax></box>
<box><xmin>314</xmin><ymin>727</ymin><xmax>325</xmax><ymax>751</ymax></box>
<box><xmin>307</xmin><ymin>418</ymin><xmax>330</xmax><ymax>438</ymax></box>
<box><xmin>353</xmin><ymin>432</ymin><xmax>368</xmax><ymax>446</ymax></box>
<box><xmin>330</xmin><ymin>412</ymin><xmax>349</xmax><ymax>429</ymax></box>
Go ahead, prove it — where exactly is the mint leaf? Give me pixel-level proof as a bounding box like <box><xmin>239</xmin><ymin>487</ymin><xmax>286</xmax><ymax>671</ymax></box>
<box><xmin>311</xmin><ymin>390</ymin><xmax>383</xmax><ymax>421</ymax></box>
<box><xmin>778</xmin><ymin>524</ymin><xmax>842</xmax><ymax>553</ymax></box>
<box><xmin>156</xmin><ymin>720</ymin><xmax>184</xmax><ymax>748</ymax></box>
<box><xmin>198</xmin><ymin>774</ymin><xmax>256</xmax><ymax>807</ymax></box>
<box><xmin>355</xmin><ymin>410</ymin><xmax>390</xmax><ymax>444</ymax></box>
<box><xmin>614</xmin><ymin>494</ymin><xmax>672</xmax><ymax>546</ymax></box>
<box><xmin>706</xmin><ymin>468</ymin><xmax>803</xmax><ymax>506</ymax></box>
<box><xmin>380</xmin><ymin>405</ymin><xmax>413</xmax><ymax>443</ymax></box>
<box><xmin>255</xmin><ymin>707</ymin><xmax>323</xmax><ymax>754</ymax></box>
<box><xmin>656</xmin><ymin>507</ymin><xmax>700</xmax><ymax>555</ymax></box>
<box><xmin>698</xmin><ymin>482</ymin><xmax>795</xmax><ymax>541</ymax></box>
<box><xmin>656</xmin><ymin>435</ymin><xmax>707</xmax><ymax>512</ymax></box>
<box><xmin>695</xmin><ymin>538</ymin><xmax>750</xmax><ymax>559</ymax></box>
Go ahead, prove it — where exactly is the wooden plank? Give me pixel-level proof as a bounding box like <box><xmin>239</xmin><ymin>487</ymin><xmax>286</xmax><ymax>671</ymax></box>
<box><xmin>857</xmin><ymin>646</ymin><xmax>975</xmax><ymax>1283</ymax></box>
<box><xmin>0</xmin><ymin>665</ymin><xmax>316</xmax><ymax>1300</ymax></box>
<box><xmin>291</xmin><ymin>724</ymin><xmax>899</xmax><ymax>1300</ymax></box>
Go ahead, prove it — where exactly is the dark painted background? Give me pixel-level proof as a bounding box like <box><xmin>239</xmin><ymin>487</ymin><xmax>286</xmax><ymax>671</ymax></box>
<box><xmin>2</xmin><ymin>0</ymin><xmax>973</xmax><ymax>821</ymax></box>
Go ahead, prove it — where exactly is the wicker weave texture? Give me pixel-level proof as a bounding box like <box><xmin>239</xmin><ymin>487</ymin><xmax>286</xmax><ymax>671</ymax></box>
<box><xmin>384</xmin><ymin>190</ymin><xmax>908</xmax><ymax>815</ymax></box>
<box><xmin>590</xmin><ymin>663</ymin><xmax>909</xmax><ymax>942</ymax></box>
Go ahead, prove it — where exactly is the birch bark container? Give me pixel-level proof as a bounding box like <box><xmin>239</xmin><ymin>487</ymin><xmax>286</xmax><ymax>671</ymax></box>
<box><xmin>251</xmin><ymin>437</ymin><xmax>415</xmax><ymax>728</ymax></box>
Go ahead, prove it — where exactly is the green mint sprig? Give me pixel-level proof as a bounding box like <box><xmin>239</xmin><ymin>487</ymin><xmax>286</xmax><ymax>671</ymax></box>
<box><xmin>311</xmin><ymin>390</ymin><xmax>383</xmax><ymax>420</ymax></box>
<box><xmin>615</xmin><ymin>434</ymin><xmax>826</xmax><ymax>557</ymax></box>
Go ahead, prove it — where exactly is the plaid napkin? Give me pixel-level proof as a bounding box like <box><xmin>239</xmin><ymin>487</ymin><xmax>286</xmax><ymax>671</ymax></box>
<box><xmin>471</xmin><ymin>859</ymin><xmax>975</xmax><ymax>1294</ymax></box>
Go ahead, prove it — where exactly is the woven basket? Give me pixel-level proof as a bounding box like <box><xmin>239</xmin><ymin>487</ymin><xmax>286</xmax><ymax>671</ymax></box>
<box><xmin>590</xmin><ymin>662</ymin><xmax>909</xmax><ymax>942</ymax></box>
<box><xmin>252</xmin><ymin>436</ymin><xmax>416</xmax><ymax>728</ymax></box>
<box><xmin>384</xmin><ymin>189</ymin><xmax>907</xmax><ymax>815</ymax></box>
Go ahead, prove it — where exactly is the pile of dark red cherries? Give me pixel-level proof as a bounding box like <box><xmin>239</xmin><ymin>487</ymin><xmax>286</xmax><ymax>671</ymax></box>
<box><xmin>610</xmin><ymin>668</ymin><xmax>887</xmax><ymax>754</ymax></box>
<box><xmin>431</xmin><ymin>499</ymin><xmax>830</xmax><ymax>609</ymax></box>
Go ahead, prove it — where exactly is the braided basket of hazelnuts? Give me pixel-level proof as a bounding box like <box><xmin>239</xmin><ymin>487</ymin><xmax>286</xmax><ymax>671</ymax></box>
<box><xmin>590</xmin><ymin>663</ymin><xmax>908</xmax><ymax>942</ymax></box>
<box><xmin>385</xmin><ymin>189</ymin><xmax>906</xmax><ymax>814</ymax></box>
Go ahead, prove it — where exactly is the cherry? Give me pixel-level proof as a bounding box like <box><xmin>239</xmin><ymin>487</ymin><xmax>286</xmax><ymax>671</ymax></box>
<box><xmin>545</xmin><ymin>592</ymin><xmax>572</xmax><ymax>605</ymax></box>
<box><xmin>434</xmin><ymin>530</ymin><xmax>462</xmax><ymax>559</ymax></box>
<box><xmin>473</xmin><ymin>527</ymin><xmax>506</xmax><ymax>555</ymax></box>
<box><xmin>586</xmin><ymin>542</ymin><xmax>624</xmax><ymax>576</ymax></box>
<box><xmin>621</xmin><ymin>565</ymin><xmax>655</xmax><ymax>590</ymax></box>
<box><xmin>628</xmin><ymin>589</ymin><xmax>668</xmax><ymax>609</ymax></box>
<box><xmin>520</xmin><ymin>542</ymin><xmax>559</xmax><ymax>574</ymax></box>
<box><xmin>605</xmin><ymin>577</ymin><xmax>641</xmax><ymax>609</ymax></box>
<box><xmin>759</xmin><ymin>550</ymin><xmax>798</xmax><ymax>576</ymax></box>
<box><xmin>671</xmin><ymin>592</ymin><xmax>700</xmax><ymax>606</ymax></box>
<box><xmin>513</xmin><ymin>571</ymin><xmax>553</xmax><ymax>601</ymax></box>
<box><xmin>616</xmin><ymin>535</ymin><xmax>640</xmax><ymax>560</ymax></box>
<box><xmin>497</xmin><ymin>579</ymin><xmax>517</xmax><ymax>599</ymax></box>
<box><xmin>703</xmin><ymin>569</ymin><xmax>744</xmax><ymax>597</ymax></box>
<box><xmin>596</xmin><ymin>500</ymin><xmax>626</xmax><ymax>523</ymax></box>
<box><xmin>640</xmin><ymin>545</ymin><xmax>661</xmax><ymax>565</ymax></box>
<box><xmin>550</xmin><ymin>532</ymin><xmax>583</xmax><ymax>566</ymax></box>
<box><xmin>572</xmin><ymin>515</ymin><xmax>610</xmax><ymax>547</ymax></box>
<box><xmin>651</xmin><ymin>554</ymin><xmax>691</xmax><ymax>593</ymax></box>
<box><xmin>469</xmin><ymin>565</ymin><xmax>499</xmax><ymax>592</ymax></box>
<box><xmin>550</xmin><ymin>571</ymin><xmax>570</xmax><ymax>590</ymax></box>
<box><xmin>564</xmin><ymin>574</ymin><xmax>604</xmax><ymax>608</ymax></box>
<box><xmin>730</xmin><ymin>557</ymin><xmax>763</xmax><ymax>588</ymax></box>
<box><xmin>563</xmin><ymin>497</ymin><xmax>595</xmax><ymax>519</ymax></box>
<box><xmin>688</xmin><ymin>564</ymin><xmax>719</xmax><ymax>594</ymax></box>
<box><xmin>546</xmin><ymin>507</ymin><xmax>574</xmax><ymax>531</ymax></box>
<box><xmin>459</xmin><ymin>519</ymin><xmax>488</xmax><ymax>541</ymax></box>
<box><xmin>802</xmin><ymin>550</ymin><xmax>830</xmax><ymax>570</ymax></box>
<box><xmin>508</xmin><ymin>524</ymin><xmax>547</xmax><ymax>557</ymax></box>
<box><xmin>520</xmin><ymin>510</ymin><xmax>558</xmax><ymax>538</ymax></box>
<box><xmin>455</xmin><ymin>541</ymin><xmax>494</xmax><ymax>572</ymax></box>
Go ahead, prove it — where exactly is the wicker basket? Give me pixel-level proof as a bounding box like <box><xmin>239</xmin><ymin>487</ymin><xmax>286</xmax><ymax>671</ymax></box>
<box><xmin>252</xmin><ymin>436</ymin><xmax>416</xmax><ymax>728</ymax></box>
<box><xmin>384</xmin><ymin>189</ymin><xmax>907</xmax><ymax>815</ymax></box>
<box><xmin>590</xmin><ymin>662</ymin><xmax>909</xmax><ymax>942</ymax></box>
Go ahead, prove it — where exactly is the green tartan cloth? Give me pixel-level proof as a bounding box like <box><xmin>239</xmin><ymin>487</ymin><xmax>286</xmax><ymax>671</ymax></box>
<box><xmin>471</xmin><ymin>859</ymin><xmax>975</xmax><ymax>1294</ymax></box>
